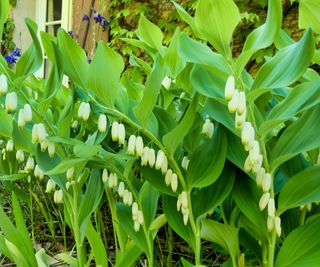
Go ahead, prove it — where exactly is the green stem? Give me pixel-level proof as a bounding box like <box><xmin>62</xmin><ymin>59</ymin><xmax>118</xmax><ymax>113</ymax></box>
<box><xmin>72</xmin><ymin>187</ymin><xmax>86</xmax><ymax>267</ymax></box>
<box><xmin>299</xmin><ymin>208</ymin><xmax>306</xmax><ymax>225</ymax></box>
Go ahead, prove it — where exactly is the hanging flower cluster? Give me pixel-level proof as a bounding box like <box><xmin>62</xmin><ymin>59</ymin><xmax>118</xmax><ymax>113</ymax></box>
<box><xmin>82</xmin><ymin>10</ymin><xmax>110</xmax><ymax>31</ymax></box>
<box><xmin>177</xmin><ymin>191</ymin><xmax>189</xmax><ymax>225</ymax></box>
<box><xmin>5</xmin><ymin>48</ymin><xmax>21</xmax><ymax>65</ymax></box>
<box><xmin>224</xmin><ymin>76</ymin><xmax>281</xmax><ymax>237</ymax></box>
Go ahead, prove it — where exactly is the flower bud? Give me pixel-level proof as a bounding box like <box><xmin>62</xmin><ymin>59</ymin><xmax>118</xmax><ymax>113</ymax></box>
<box><xmin>249</xmin><ymin>141</ymin><xmax>260</xmax><ymax>165</ymax></box>
<box><xmin>177</xmin><ymin>195</ymin><xmax>182</xmax><ymax>212</ymax></box>
<box><xmin>171</xmin><ymin>173</ymin><xmax>178</xmax><ymax>192</ymax></box>
<box><xmin>0</xmin><ymin>74</ymin><xmax>8</xmax><ymax>95</ymax></box>
<box><xmin>47</xmin><ymin>142</ymin><xmax>55</xmax><ymax>158</ymax></box>
<box><xmin>183</xmin><ymin>208</ymin><xmax>189</xmax><ymax>225</ymax></box>
<box><xmin>67</xmin><ymin>167</ymin><xmax>74</xmax><ymax>181</ymax></box>
<box><xmin>259</xmin><ymin>192</ymin><xmax>270</xmax><ymax>211</ymax></box>
<box><xmin>111</xmin><ymin>121</ymin><xmax>119</xmax><ymax>141</ymax></box>
<box><xmin>306</xmin><ymin>203</ymin><xmax>312</xmax><ymax>212</ymax></box>
<box><xmin>268</xmin><ymin>198</ymin><xmax>275</xmax><ymax>217</ymax></box>
<box><xmin>236</xmin><ymin>91</ymin><xmax>246</xmax><ymax>115</ymax></box>
<box><xmin>132</xmin><ymin>202</ymin><xmax>139</xmax><ymax>217</ymax></box>
<box><xmin>6</xmin><ymin>139</ymin><xmax>13</xmax><ymax>151</ymax></box>
<box><xmin>32</xmin><ymin>124</ymin><xmax>39</xmax><ymax>143</ymax></box>
<box><xmin>244</xmin><ymin>156</ymin><xmax>252</xmax><ymax>173</ymax></box>
<box><xmin>267</xmin><ymin>216</ymin><xmax>274</xmax><ymax>232</ymax></box>
<box><xmin>228</xmin><ymin>89</ymin><xmax>239</xmax><ymax>113</ymax></box>
<box><xmin>262</xmin><ymin>173</ymin><xmax>272</xmax><ymax>193</ymax></box>
<box><xmin>202</xmin><ymin>119</ymin><xmax>214</xmax><ymax>139</ymax></box>
<box><xmin>53</xmin><ymin>190</ymin><xmax>63</xmax><ymax>204</ymax></box>
<box><xmin>134</xmin><ymin>220</ymin><xmax>140</xmax><ymax>232</ymax></box>
<box><xmin>18</xmin><ymin>110</ymin><xmax>26</xmax><ymax>128</ymax></box>
<box><xmin>23</xmin><ymin>104</ymin><xmax>32</xmax><ymax>122</ymax></box>
<box><xmin>275</xmin><ymin>216</ymin><xmax>281</xmax><ymax>237</ymax></box>
<box><xmin>123</xmin><ymin>190</ymin><xmax>129</xmax><ymax>205</ymax></box>
<box><xmin>127</xmin><ymin>191</ymin><xmax>133</xmax><ymax>206</ymax></box>
<box><xmin>108</xmin><ymin>173</ymin><xmax>118</xmax><ymax>188</ymax></box>
<box><xmin>37</xmin><ymin>123</ymin><xmax>48</xmax><ymax>142</ymax></box>
<box><xmin>141</xmin><ymin>147</ymin><xmax>149</xmax><ymax>166</ymax></box>
<box><xmin>118</xmin><ymin>123</ymin><xmax>126</xmax><ymax>145</ymax></box>
<box><xmin>25</xmin><ymin>156</ymin><xmax>35</xmax><ymax>171</ymax></box>
<box><xmin>71</xmin><ymin>120</ymin><xmax>78</xmax><ymax>129</ymax></box>
<box><xmin>135</xmin><ymin>136</ymin><xmax>144</xmax><ymax>156</ymax></box>
<box><xmin>5</xmin><ymin>92</ymin><xmax>17</xmax><ymax>113</ymax></box>
<box><xmin>137</xmin><ymin>210</ymin><xmax>144</xmax><ymax>225</ymax></box>
<box><xmin>102</xmin><ymin>169</ymin><xmax>108</xmax><ymax>183</ymax></box>
<box><xmin>235</xmin><ymin>109</ymin><xmax>246</xmax><ymax>129</ymax></box>
<box><xmin>252</xmin><ymin>155</ymin><xmax>263</xmax><ymax>175</ymax></box>
<box><xmin>127</xmin><ymin>135</ymin><xmax>136</xmax><ymax>155</ymax></box>
<box><xmin>161</xmin><ymin>154</ymin><xmax>168</xmax><ymax>174</ymax></box>
<box><xmin>155</xmin><ymin>150</ymin><xmax>165</xmax><ymax>170</ymax></box>
<box><xmin>118</xmin><ymin>182</ymin><xmax>125</xmax><ymax>197</ymax></box>
<box><xmin>45</xmin><ymin>179</ymin><xmax>56</xmax><ymax>193</ymax></box>
<box><xmin>180</xmin><ymin>191</ymin><xmax>188</xmax><ymax>209</ymax></box>
<box><xmin>40</xmin><ymin>140</ymin><xmax>48</xmax><ymax>152</ymax></box>
<box><xmin>34</xmin><ymin>165</ymin><xmax>44</xmax><ymax>180</ymax></box>
<box><xmin>165</xmin><ymin>169</ymin><xmax>173</xmax><ymax>186</ymax></box>
<box><xmin>224</xmin><ymin>76</ymin><xmax>235</xmax><ymax>101</ymax></box>
<box><xmin>181</xmin><ymin>156</ymin><xmax>189</xmax><ymax>171</ymax></box>
<box><xmin>256</xmin><ymin>167</ymin><xmax>265</xmax><ymax>188</ymax></box>
<box><xmin>66</xmin><ymin>181</ymin><xmax>72</xmax><ymax>190</ymax></box>
<box><xmin>162</xmin><ymin>76</ymin><xmax>171</xmax><ymax>90</ymax></box>
<box><xmin>16</xmin><ymin>150</ymin><xmax>24</xmax><ymax>162</ymax></box>
<box><xmin>82</xmin><ymin>103</ymin><xmax>91</xmax><ymax>121</ymax></box>
<box><xmin>98</xmin><ymin>114</ymin><xmax>107</xmax><ymax>132</ymax></box>
<box><xmin>148</xmin><ymin>148</ymin><xmax>156</xmax><ymax>168</ymax></box>
<box><xmin>241</xmin><ymin>122</ymin><xmax>254</xmax><ymax>146</ymax></box>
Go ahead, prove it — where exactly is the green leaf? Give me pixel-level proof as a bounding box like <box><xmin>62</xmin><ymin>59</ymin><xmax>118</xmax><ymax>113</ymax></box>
<box><xmin>172</xmin><ymin>2</ymin><xmax>197</xmax><ymax>36</ymax></box>
<box><xmin>237</xmin><ymin>0</ymin><xmax>282</xmax><ymax>71</ymax></box>
<box><xmin>271</xmin><ymin>105</ymin><xmax>320</xmax><ymax>170</ymax></box>
<box><xmin>192</xmin><ymin>164</ymin><xmax>235</xmax><ymax>220</ymax></box>
<box><xmin>275</xmin><ymin>218</ymin><xmax>320</xmax><ymax>267</ymax></box>
<box><xmin>226</xmin><ymin>131</ymin><xmax>248</xmax><ymax>172</ymax></box>
<box><xmin>163</xmin><ymin>194</ymin><xmax>195</xmax><ymax>249</ymax></box>
<box><xmin>88</xmin><ymin>41</ymin><xmax>124</xmax><ymax>107</ymax></box>
<box><xmin>85</xmin><ymin>221</ymin><xmax>108</xmax><ymax>267</ymax></box>
<box><xmin>163</xmin><ymin>94</ymin><xmax>198</xmax><ymax>155</ymax></box>
<box><xmin>201</xmin><ymin>219</ymin><xmax>240</xmax><ymax>265</ymax></box>
<box><xmin>16</xmin><ymin>18</ymin><xmax>43</xmax><ymax>80</ymax></box>
<box><xmin>252</xmin><ymin>29</ymin><xmax>314</xmax><ymax>90</ymax></box>
<box><xmin>116</xmin><ymin>203</ymin><xmax>149</xmax><ymax>254</ymax></box>
<box><xmin>0</xmin><ymin>0</ymin><xmax>9</xmax><ymax>38</ymax></box>
<box><xmin>299</xmin><ymin>0</ymin><xmax>320</xmax><ymax>34</ymax></box>
<box><xmin>12</xmin><ymin>122</ymin><xmax>35</xmax><ymax>154</ymax></box>
<box><xmin>0</xmin><ymin>173</ymin><xmax>27</xmax><ymax>181</ymax></box>
<box><xmin>178</xmin><ymin>33</ymin><xmax>230</xmax><ymax>73</ymax></box>
<box><xmin>40</xmin><ymin>31</ymin><xmax>57</xmax><ymax>62</ymax></box>
<box><xmin>57</xmin><ymin>28</ymin><xmax>88</xmax><ymax>89</ymax></box>
<box><xmin>134</xmin><ymin>55</ymin><xmax>165</xmax><ymax>126</ymax></box>
<box><xmin>79</xmin><ymin>169</ymin><xmax>103</xmax><ymax>235</ymax></box>
<box><xmin>0</xmin><ymin>111</ymin><xmax>13</xmax><ymax>138</ymax></box>
<box><xmin>194</xmin><ymin>0</ymin><xmax>240</xmax><ymax>56</ymax></box>
<box><xmin>45</xmin><ymin>158</ymin><xmax>88</xmax><ymax>176</ymax></box>
<box><xmin>139</xmin><ymin>182</ymin><xmax>159</xmax><ymax>229</ymax></box>
<box><xmin>4</xmin><ymin>239</ymin><xmax>32</xmax><ymax>267</ymax></box>
<box><xmin>277</xmin><ymin>166</ymin><xmax>320</xmax><ymax>214</ymax></box>
<box><xmin>187</xmin><ymin>125</ymin><xmax>227</xmax><ymax>188</ymax></box>
<box><xmin>136</xmin><ymin>15</ymin><xmax>163</xmax><ymax>52</ymax></box>
<box><xmin>115</xmin><ymin>241</ymin><xmax>142</xmax><ymax>267</ymax></box>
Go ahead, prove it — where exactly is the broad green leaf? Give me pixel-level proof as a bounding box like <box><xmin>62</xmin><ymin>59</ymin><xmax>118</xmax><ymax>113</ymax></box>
<box><xmin>172</xmin><ymin>2</ymin><xmax>197</xmax><ymax>36</ymax></box>
<box><xmin>85</xmin><ymin>221</ymin><xmax>108</xmax><ymax>267</ymax></box>
<box><xmin>115</xmin><ymin>241</ymin><xmax>142</xmax><ymax>267</ymax></box>
<box><xmin>136</xmin><ymin>15</ymin><xmax>163</xmax><ymax>52</ymax></box>
<box><xmin>45</xmin><ymin>158</ymin><xmax>88</xmax><ymax>176</ymax></box>
<box><xmin>116</xmin><ymin>203</ymin><xmax>149</xmax><ymax>254</ymax></box>
<box><xmin>187</xmin><ymin>125</ymin><xmax>227</xmax><ymax>188</ymax></box>
<box><xmin>73</xmin><ymin>143</ymin><xmax>101</xmax><ymax>158</ymax></box>
<box><xmin>252</xmin><ymin>29</ymin><xmax>314</xmax><ymax>90</ymax></box>
<box><xmin>0</xmin><ymin>111</ymin><xmax>13</xmax><ymax>138</ymax></box>
<box><xmin>57</xmin><ymin>28</ymin><xmax>88</xmax><ymax>89</ymax></box>
<box><xmin>16</xmin><ymin>18</ymin><xmax>43</xmax><ymax>80</ymax></box>
<box><xmin>163</xmin><ymin>194</ymin><xmax>195</xmax><ymax>249</ymax></box>
<box><xmin>35</xmin><ymin>249</ymin><xmax>49</xmax><ymax>267</ymax></box>
<box><xmin>277</xmin><ymin>166</ymin><xmax>320</xmax><ymax>214</ymax></box>
<box><xmin>40</xmin><ymin>31</ymin><xmax>57</xmax><ymax>61</ymax></box>
<box><xmin>299</xmin><ymin>0</ymin><xmax>320</xmax><ymax>34</ymax></box>
<box><xmin>88</xmin><ymin>41</ymin><xmax>124</xmax><ymax>107</ymax></box>
<box><xmin>232</xmin><ymin>174</ymin><xmax>268</xmax><ymax>236</ymax></box>
<box><xmin>57</xmin><ymin>253</ymin><xmax>78</xmax><ymax>267</ymax></box>
<box><xmin>190</xmin><ymin>65</ymin><xmax>227</xmax><ymax>99</ymax></box>
<box><xmin>79</xmin><ymin>169</ymin><xmax>103</xmax><ymax>235</ymax></box>
<box><xmin>201</xmin><ymin>219</ymin><xmax>240</xmax><ymax>265</ymax></box>
<box><xmin>12</xmin><ymin>122</ymin><xmax>34</xmax><ymax>154</ymax></box>
<box><xmin>163</xmin><ymin>94</ymin><xmax>198</xmax><ymax>155</ymax></box>
<box><xmin>194</xmin><ymin>0</ymin><xmax>240</xmax><ymax>56</ymax></box>
<box><xmin>134</xmin><ymin>55</ymin><xmax>165</xmax><ymax>126</ymax></box>
<box><xmin>275</xmin><ymin>218</ymin><xmax>320</xmax><ymax>267</ymax></box>
<box><xmin>226</xmin><ymin>131</ymin><xmax>248</xmax><ymax>172</ymax></box>
<box><xmin>192</xmin><ymin>164</ymin><xmax>235</xmax><ymax>220</ymax></box>
<box><xmin>180</xmin><ymin>257</ymin><xmax>195</xmax><ymax>267</ymax></box>
<box><xmin>4</xmin><ymin>239</ymin><xmax>32</xmax><ymax>267</ymax></box>
<box><xmin>178</xmin><ymin>33</ymin><xmax>230</xmax><ymax>73</ymax></box>
<box><xmin>139</xmin><ymin>182</ymin><xmax>159</xmax><ymax>228</ymax></box>
<box><xmin>164</xmin><ymin>28</ymin><xmax>186</xmax><ymax>78</ymax></box>
<box><xmin>237</xmin><ymin>0</ymin><xmax>282</xmax><ymax>71</ymax></box>
<box><xmin>271</xmin><ymin>105</ymin><xmax>320</xmax><ymax>170</ymax></box>
<box><xmin>0</xmin><ymin>173</ymin><xmax>27</xmax><ymax>181</ymax></box>
<box><xmin>0</xmin><ymin>0</ymin><xmax>9</xmax><ymax>38</ymax></box>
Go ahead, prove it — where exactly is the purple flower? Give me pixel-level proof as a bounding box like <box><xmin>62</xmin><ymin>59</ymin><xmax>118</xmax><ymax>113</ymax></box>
<box><xmin>93</xmin><ymin>12</ymin><xmax>110</xmax><ymax>31</ymax></box>
<box><xmin>12</xmin><ymin>48</ymin><xmax>21</xmax><ymax>57</ymax></box>
<box><xmin>5</xmin><ymin>48</ymin><xmax>21</xmax><ymax>65</ymax></box>
<box><xmin>82</xmin><ymin>14</ymin><xmax>90</xmax><ymax>21</ymax></box>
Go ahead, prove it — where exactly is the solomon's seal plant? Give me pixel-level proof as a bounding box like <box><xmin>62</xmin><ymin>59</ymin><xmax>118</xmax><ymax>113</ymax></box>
<box><xmin>0</xmin><ymin>0</ymin><xmax>320</xmax><ymax>266</ymax></box>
